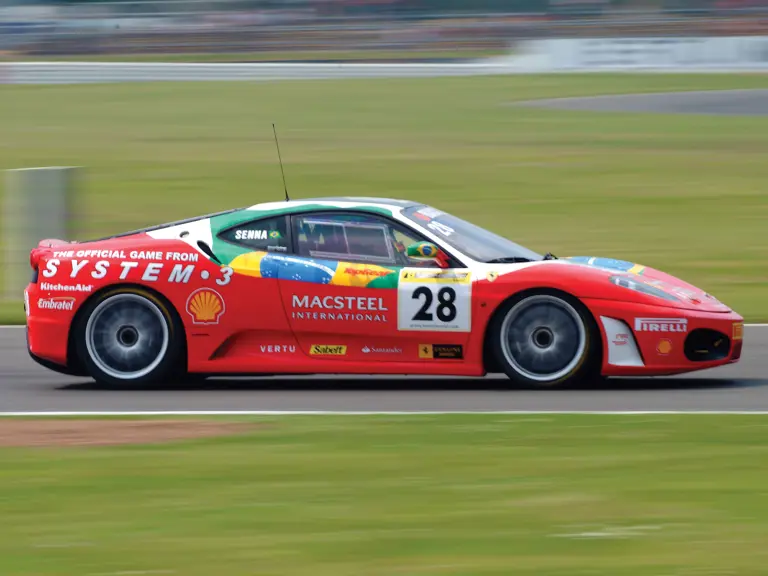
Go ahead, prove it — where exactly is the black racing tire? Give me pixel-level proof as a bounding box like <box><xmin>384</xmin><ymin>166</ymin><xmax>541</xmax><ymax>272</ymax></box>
<box><xmin>489</xmin><ymin>290</ymin><xmax>601</xmax><ymax>389</ymax></box>
<box><xmin>74</xmin><ymin>287</ymin><xmax>184</xmax><ymax>388</ymax></box>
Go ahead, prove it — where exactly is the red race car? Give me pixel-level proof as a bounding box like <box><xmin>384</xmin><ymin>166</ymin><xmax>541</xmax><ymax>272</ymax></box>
<box><xmin>25</xmin><ymin>197</ymin><xmax>744</xmax><ymax>388</ymax></box>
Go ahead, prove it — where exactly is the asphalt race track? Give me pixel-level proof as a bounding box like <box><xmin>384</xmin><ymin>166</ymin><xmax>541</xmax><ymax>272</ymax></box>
<box><xmin>1</xmin><ymin>326</ymin><xmax>766</xmax><ymax>414</ymax></box>
<box><xmin>517</xmin><ymin>89</ymin><xmax>768</xmax><ymax>116</ymax></box>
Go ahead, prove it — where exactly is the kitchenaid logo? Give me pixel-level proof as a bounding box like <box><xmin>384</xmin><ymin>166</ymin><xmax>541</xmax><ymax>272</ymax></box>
<box><xmin>634</xmin><ymin>318</ymin><xmax>688</xmax><ymax>333</ymax></box>
<box><xmin>362</xmin><ymin>345</ymin><xmax>402</xmax><ymax>354</ymax></box>
<box><xmin>37</xmin><ymin>297</ymin><xmax>75</xmax><ymax>311</ymax></box>
<box><xmin>40</xmin><ymin>282</ymin><xmax>93</xmax><ymax>293</ymax></box>
<box><xmin>291</xmin><ymin>295</ymin><xmax>388</xmax><ymax>323</ymax></box>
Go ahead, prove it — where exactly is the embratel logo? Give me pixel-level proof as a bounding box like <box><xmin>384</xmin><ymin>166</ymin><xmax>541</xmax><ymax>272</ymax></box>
<box><xmin>634</xmin><ymin>318</ymin><xmax>688</xmax><ymax>333</ymax></box>
<box><xmin>37</xmin><ymin>297</ymin><xmax>75</xmax><ymax>311</ymax></box>
<box><xmin>309</xmin><ymin>345</ymin><xmax>347</xmax><ymax>356</ymax></box>
<box><xmin>419</xmin><ymin>344</ymin><xmax>463</xmax><ymax>359</ymax></box>
<box><xmin>186</xmin><ymin>288</ymin><xmax>225</xmax><ymax>325</ymax></box>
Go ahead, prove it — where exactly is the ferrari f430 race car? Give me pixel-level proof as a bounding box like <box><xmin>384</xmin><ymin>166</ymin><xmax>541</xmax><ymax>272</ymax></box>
<box><xmin>25</xmin><ymin>197</ymin><xmax>744</xmax><ymax>388</ymax></box>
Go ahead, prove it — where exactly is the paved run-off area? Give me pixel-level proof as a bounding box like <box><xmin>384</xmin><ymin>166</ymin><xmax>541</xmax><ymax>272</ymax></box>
<box><xmin>1</xmin><ymin>325</ymin><xmax>766</xmax><ymax>414</ymax></box>
<box><xmin>516</xmin><ymin>89</ymin><xmax>768</xmax><ymax>116</ymax></box>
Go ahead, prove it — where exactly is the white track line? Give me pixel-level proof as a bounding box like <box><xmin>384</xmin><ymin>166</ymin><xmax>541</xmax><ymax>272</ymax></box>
<box><xmin>2</xmin><ymin>411</ymin><xmax>768</xmax><ymax>416</ymax></box>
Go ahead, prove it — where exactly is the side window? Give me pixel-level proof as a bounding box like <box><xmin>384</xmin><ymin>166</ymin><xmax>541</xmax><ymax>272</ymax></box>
<box><xmin>293</xmin><ymin>212</ymin><xmax>447</xmax><ymax>268</ymax></box>
<box><xmin>295</xmin><ymin>214</ymin><xmax>394</xmax><ymax>264</ymax></box>
<box><xmin>217</xmin><ymin>216</ymin><xmax>290</xmax><ymax>253</ymax></box>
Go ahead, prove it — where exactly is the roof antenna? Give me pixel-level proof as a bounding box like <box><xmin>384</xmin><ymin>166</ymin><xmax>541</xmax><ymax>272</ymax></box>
<box><xmin>272</xmin><ymin>123</ymin><xmax>290</xmax><ymax>202</ymax></box>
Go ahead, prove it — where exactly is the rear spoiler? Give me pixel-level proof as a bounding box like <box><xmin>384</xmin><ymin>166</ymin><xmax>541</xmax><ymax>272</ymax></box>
<box><xmin>37</xmin><ymin>238</ymin><xmax>75</xmax><ymax>249</ymax></box>
<box><xmin>29</xmin><ymin>238</ymin><xmax>76</xmax><ymax>272</ymax></box>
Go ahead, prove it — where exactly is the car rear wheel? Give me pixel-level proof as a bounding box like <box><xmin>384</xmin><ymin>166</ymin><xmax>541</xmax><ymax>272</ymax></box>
<box><xmin>490</xmin><ymin>292</ymin><xmax>599</xmax><ymax>389</ymax></box>
<box><xmin>75</xmin><ymin>288</ymin><xmax>183</xmax><ymax>388</ymax></box>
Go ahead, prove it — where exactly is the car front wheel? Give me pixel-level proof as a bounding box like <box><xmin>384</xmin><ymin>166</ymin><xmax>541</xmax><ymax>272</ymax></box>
<box><xmin>490</xmin><ymin>292</ymin><xmax>599</xmax><ymax>389</ymax></box>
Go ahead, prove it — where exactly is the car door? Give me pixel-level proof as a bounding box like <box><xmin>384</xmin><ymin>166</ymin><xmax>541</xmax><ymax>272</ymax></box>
<box><xmin>211</xmin><ymin>214</ymin><xmax>296</xmax><ymax>359</ymax></box>
<box><xmin>277</xmin><ymin>210</ymin><xmax>473</xmax><ymax>363</ymax></box>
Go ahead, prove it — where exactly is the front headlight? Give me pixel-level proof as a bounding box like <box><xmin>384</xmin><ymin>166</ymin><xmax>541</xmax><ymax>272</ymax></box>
<box><xmin>609</xmin><ymin>275</ymin><xmax>680</xmax><ymax>302</ymax></box>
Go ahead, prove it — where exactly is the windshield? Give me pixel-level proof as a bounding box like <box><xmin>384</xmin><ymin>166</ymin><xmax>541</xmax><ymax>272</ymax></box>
<box><xmin>402</xmin><ymin>206</ymin><xmax>543</xmax><ymax>263</ymax></box>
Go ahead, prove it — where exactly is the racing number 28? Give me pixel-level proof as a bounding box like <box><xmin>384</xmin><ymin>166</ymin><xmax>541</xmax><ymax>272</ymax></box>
<box><xmin>412</xmin><ymin>286</ymin><xmax>457</xmax><ymax>323</ymax></box>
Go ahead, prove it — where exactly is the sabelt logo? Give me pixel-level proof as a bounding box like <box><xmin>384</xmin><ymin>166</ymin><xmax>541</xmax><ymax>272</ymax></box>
<box><xmin>634</xmin><ymin>318</ymin><xmax>688</xmax><ymax>333</ymax></box>
<box><xmin>309</xmin><ymin>344</ymin><xmax>347</xmax><ymax>356</ymax></box>
<box><xmin>37</xmin><ymin>297</ymin><xmax>75</xmax><ymax>311</ymax></box>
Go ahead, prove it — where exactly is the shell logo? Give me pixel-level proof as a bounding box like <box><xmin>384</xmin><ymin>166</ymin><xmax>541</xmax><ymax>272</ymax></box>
<box><xmin>186</xmin><ymin>288</ymin><xmax>225</xmax><ymax>325</ymax></box>
<box><xmin>656</xmin><ymin>338</ymin><xmax>672</xmax><ymax>355</ymax></box>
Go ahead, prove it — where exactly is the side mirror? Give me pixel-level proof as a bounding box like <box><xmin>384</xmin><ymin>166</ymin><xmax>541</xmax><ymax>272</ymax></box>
<box><xmin>405</xmin><ymin>242</ymin><xmax>448</xmax><ymax>268</ymax></box>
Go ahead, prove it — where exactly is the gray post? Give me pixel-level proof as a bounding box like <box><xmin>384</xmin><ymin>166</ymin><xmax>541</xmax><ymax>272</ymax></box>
<box><xmin>2</xmin><ymin>167</ymin><xmax>81</xmax><ymax>301</ymax></box>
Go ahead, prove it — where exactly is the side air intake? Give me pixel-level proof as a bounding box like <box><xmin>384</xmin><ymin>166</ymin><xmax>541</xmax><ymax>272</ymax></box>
<box><xmin>684</xmin><ymin>329</ymin><xmax>731</xmax><ymax>362</ymax></box>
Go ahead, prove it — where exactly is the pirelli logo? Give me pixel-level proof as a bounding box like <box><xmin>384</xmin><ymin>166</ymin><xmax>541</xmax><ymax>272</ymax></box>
<box><xmin>634</xmin><ymin>318</ymin><xmax>688</xmax><ymax>333</ymax></box>
<box><xmin>309</xmin><ymin>344</ymin><xmax>347</xmax><ymax>356</ymax></box>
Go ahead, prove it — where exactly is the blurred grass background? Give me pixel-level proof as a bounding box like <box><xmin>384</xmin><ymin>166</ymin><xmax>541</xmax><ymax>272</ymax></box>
<box><xmin>2</xmin><ymin>73</ymin><xmax>768</xmax><ymax>322</ymax></box>
<box><xmin>3</xmin><ymin>414</ymin><xmax>768</xmax><ymax>575</ymax></box>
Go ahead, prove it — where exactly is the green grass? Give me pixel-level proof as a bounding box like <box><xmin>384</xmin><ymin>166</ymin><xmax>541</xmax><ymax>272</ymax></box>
<box><xmin>0</xmin><ymin>301</ymin><xmax>24</xmax><ymax>324</ymax></box>
<box><xmin>2</xmin><ymin>74</ymin><xmax>768</xmax><ymax>322</ymax></box>
<box><xmin>3</xmin><ymin>414</ymin><xmax>768</xmax><ymax>575</ymax></box>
